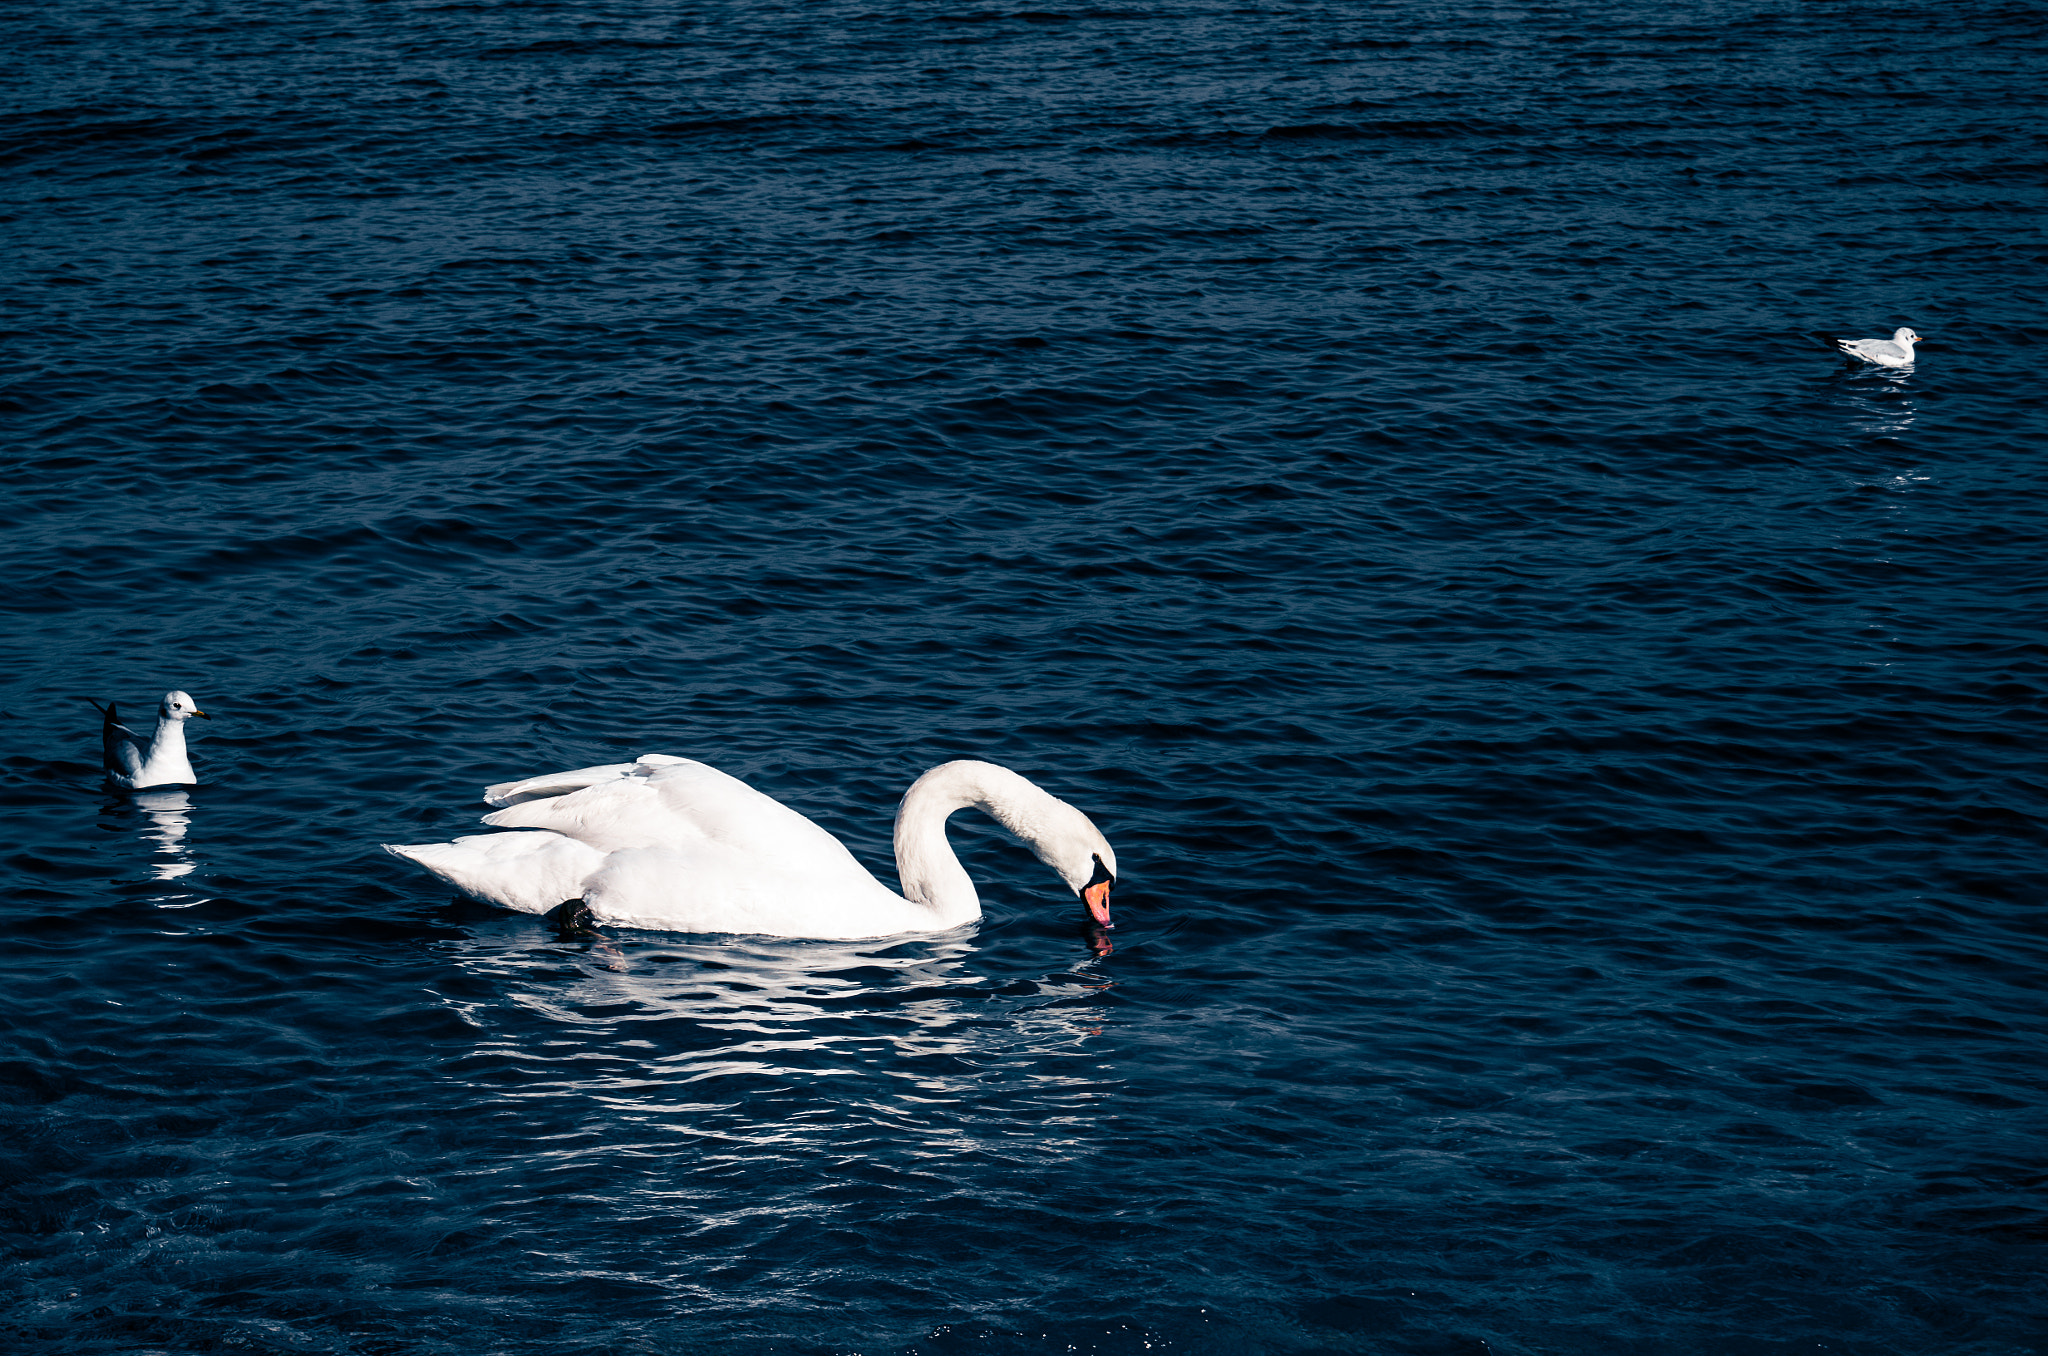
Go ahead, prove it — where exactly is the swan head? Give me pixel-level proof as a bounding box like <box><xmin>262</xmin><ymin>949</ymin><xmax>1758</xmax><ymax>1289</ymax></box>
<box><xmin>159</xmin><ymin>690</ymin><xmax>209</xmax><ymax>721</ymax></box>
<box><xmin>1015</xmin><ymin>790</ymin><xmax>1118</xmax><ymax>928</ymax></box>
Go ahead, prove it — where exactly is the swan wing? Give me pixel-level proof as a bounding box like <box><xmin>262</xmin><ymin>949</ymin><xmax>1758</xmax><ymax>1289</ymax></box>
<box><xmin>484</xmin><ymin>761</ymin><xmax>636</xmax><ymax>808</ymax></box>
<box><xmin>641</xmin><ymin>760</ymin><xmax>870</xmax><ymax>861</ymax></box>
<box><xmin>482</xmin><ymin>754</ymin><xmax>691</xmax><ymax>808</ymax></box>
<box><xmin>383</xmin><ymin>832</ymin><xmax>605</xmax><ymax>913</ymax></box>
<box><xmin>478</xmin><ymin>770</ymin><xmax>690</xmax><ymax>852</ymax></box>
<box><xmin>476</xmin><ymin>758</ymin><xmax>874</xmax><ymax>879</ymax></box>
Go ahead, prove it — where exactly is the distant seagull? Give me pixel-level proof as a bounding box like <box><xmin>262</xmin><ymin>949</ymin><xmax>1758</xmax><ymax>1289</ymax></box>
<box><xmin>87</xmin><ymin>691</ymin><xmax>210</xmax><ymax>789</ymax></box>
<box><xmin>1819</xmin><ymin>326</ymin><xmax>1924</xmax><ymax>367</ymax></box>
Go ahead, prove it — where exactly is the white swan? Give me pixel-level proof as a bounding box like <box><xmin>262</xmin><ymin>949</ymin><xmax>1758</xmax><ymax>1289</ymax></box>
<box><xmin>383</xmin><ymin>757</ymin><xmax>1117</xmax><ymax>939</ymax></box>
<box><xmin>89</xmin><ymin>691</ymin><xmax>209</xmax><ymax>790</ymax></box>
<box><xmin>1821</xmin><ymin>326</ymin><xmax>1923</xmax><ymax>367</ymax></box>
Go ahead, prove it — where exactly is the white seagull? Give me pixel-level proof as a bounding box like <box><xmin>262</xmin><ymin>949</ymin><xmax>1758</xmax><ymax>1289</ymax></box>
<box><xmin>90</xmin><ymin>691</ymin><xmax>210</xmax><ymax>789</ymax></box>
<box><xmin>1820</xmin><ymin>326</ymin><xmax>1924</xmax><ymax>367</ymax></box>
<box><xmin>385</xmin><ymin>756</ymin><xmax>1118</xmax><ymax>940</ymax></box>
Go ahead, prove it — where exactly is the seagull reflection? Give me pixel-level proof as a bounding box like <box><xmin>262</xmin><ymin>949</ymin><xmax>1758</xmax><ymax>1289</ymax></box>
<box><xmin>1851</xmin><ymin>378</ymin><xmax>1908</xmax><ymax>438</ymax></box>
<box><xmin>1826</xmin><ymin>369</ymin><xmax>1933</xmax><ymax>502</ymax></box>
<box><xmin>131</xmin><ymin>789</ymin><xmax>198</xmax><ymax>883</ymax></box>
<box><xmin>1833</xmin><ymin>366</ymin><xmax>1918</xmax><ymax>438</ymax></box>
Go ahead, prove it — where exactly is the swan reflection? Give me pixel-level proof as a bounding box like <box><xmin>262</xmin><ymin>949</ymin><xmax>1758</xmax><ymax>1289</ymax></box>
<box><xmin>440</xmin><ymin>923</ymin><xmax>1119</xmax><ymax>1162</ymax></box>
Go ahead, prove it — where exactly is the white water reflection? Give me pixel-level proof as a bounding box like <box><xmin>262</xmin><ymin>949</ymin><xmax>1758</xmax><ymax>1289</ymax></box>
<box><xmin>440</xmin><ymin>922</ymin><xmax>1121</xmax><ymax>1163</ymax></box>
<box><xmin>131</xmin><ymin>789</ymin><xmax>198</xmax><ymax>883</ymax></box>
<box><xmin>1838</xmin><ymin>368</ymin><xmax>1917</xmax><ymax>439</ymax></box>
<box><xmin>1829</xmin><ymin>370</ymin><xmax>1929</xmax><ymax>507</ymax></box>
<box><xmin>485</xmin><ymin>928</ymin><xmax>1114</xmax><ymax>1060</ymax></box>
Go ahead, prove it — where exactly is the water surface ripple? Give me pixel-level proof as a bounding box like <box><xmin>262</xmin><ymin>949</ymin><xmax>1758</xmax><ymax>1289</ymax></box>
<box><xmin>4</xmin><ymin>1</ymin><xmax>2046</xmax><ymax>1353</ymax></box>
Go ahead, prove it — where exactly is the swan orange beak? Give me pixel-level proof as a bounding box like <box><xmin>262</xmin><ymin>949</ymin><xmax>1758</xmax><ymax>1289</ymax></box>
<box><xmin>1082</xmin><ymin>879</ymin><xmax>1112</xmax><ymax>927</ymax></box>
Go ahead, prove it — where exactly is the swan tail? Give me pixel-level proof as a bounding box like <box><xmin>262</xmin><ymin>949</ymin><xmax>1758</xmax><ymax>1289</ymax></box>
<box><xmin>384</xmin><ymin>832</ymin><xmax>606</xmax><ymax>914</ymax></box>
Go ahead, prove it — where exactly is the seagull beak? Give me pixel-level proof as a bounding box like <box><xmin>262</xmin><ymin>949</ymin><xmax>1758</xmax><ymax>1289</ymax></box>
<box><xmin>1083</xmin><ymin>879</ymin><xmax>1112</xmax><ymax>928</ymax></box>
<box><xmin>194</xmin><ymin>709</ymin><xmax>211</xmax><ymax>719</ymax></box>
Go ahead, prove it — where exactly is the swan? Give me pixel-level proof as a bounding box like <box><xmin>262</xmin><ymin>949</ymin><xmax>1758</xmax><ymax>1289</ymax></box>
<box><xmin>1820</xmin><ymin>326</ymin><xmax>1923</xmax><ymax>367</ymax></box>
<box><xmin>88</xmin><ymin>691</ymin><xmax>209</xmax><ymax>790</ymax></box>
<box><xmin>383</xmin><ymin>756</ymin><xmax>1117</xmax><ymax>939</ymax></box>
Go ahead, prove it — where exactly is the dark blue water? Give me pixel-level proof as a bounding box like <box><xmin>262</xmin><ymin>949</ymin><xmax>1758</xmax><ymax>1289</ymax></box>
<box><xmin>5</xmin><ymin>2</ymin><xmax>2047</xmax><ymax>1352</ymax></box>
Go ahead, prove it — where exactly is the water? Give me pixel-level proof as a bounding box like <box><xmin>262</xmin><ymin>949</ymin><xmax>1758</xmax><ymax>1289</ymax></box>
<box><xmin>4</xmin><ymin>1</ymin><xmax>2046</xmax><ymax>1352</ymax></box>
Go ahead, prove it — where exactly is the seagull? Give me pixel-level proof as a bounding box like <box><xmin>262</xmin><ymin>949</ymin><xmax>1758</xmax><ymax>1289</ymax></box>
<box><xmin>1819</xmin><ymin>326</ymin><xmax>1924</xmax><ymax>368</ymax></box>
<box><xmin>87</xmin><ymin>691</ymin><xmax>210</xmax><ymax>790</ymax></box>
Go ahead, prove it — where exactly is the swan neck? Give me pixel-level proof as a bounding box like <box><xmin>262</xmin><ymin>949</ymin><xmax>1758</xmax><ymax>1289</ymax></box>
<box><xmin>893</xmin><ymin>761</ymin><xmax>1085</xmax><ymax>927</ymax></box>
<box><xmin>893</xmin><ymin>770</ymin><xmax>983</xmax><ymax>927</ymax></box>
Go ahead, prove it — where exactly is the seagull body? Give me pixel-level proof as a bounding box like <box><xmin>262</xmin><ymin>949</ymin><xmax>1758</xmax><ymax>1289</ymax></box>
<box><xmin>1821</xmin><ymin>326</ymin><xmax>1923</xmax><ymax>367</ymax></box>
<box><xmin>90</xmin><ymin>691</ymin><xmax>209</xmax><ymax>789</ymax></box>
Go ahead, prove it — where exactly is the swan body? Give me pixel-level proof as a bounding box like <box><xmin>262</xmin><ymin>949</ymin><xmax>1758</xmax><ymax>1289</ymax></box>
<box><xmin>384</xmin><ymin>757</ymin><xmax>1117</xmax><ymax>939</ymax></box>
<box><xmin>90</xmin><ymin>691</ymin><xmax>209</xmax><ymax>790</ymax></box>
<box><xmin>1821</xmin><ymin>326</ymin><xmax>1923</xmax><ymax>367</ymax></box>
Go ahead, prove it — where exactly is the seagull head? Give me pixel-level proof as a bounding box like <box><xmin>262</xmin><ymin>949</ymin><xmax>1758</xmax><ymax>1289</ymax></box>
<box><xmin>159</xmin><ymin>690</ymin><xmax>210</xmax><ymax>721</ymax></box>
<box><xmin>1895</xmin><ymin>328</ymin><xmax>1923</xmax><ymax>345</ymax></box>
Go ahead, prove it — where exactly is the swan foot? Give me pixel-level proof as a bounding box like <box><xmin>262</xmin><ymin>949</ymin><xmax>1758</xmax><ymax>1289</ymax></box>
<box><xmin>543</xmin><ymin>899</ymin><xmax>606</xmax><ymax>940</ymax></box>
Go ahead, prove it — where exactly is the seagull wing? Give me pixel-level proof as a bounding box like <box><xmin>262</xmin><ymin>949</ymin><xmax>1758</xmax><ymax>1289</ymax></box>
<box><xmin>1818</xmin><ymin>333</ymin><xmax>1909</xmax><ymax>365</ymax></box>
<box><xmin>88</xmin><ymin>699</ymin><xmax>148</xmax><ymax>778</ymax></box>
